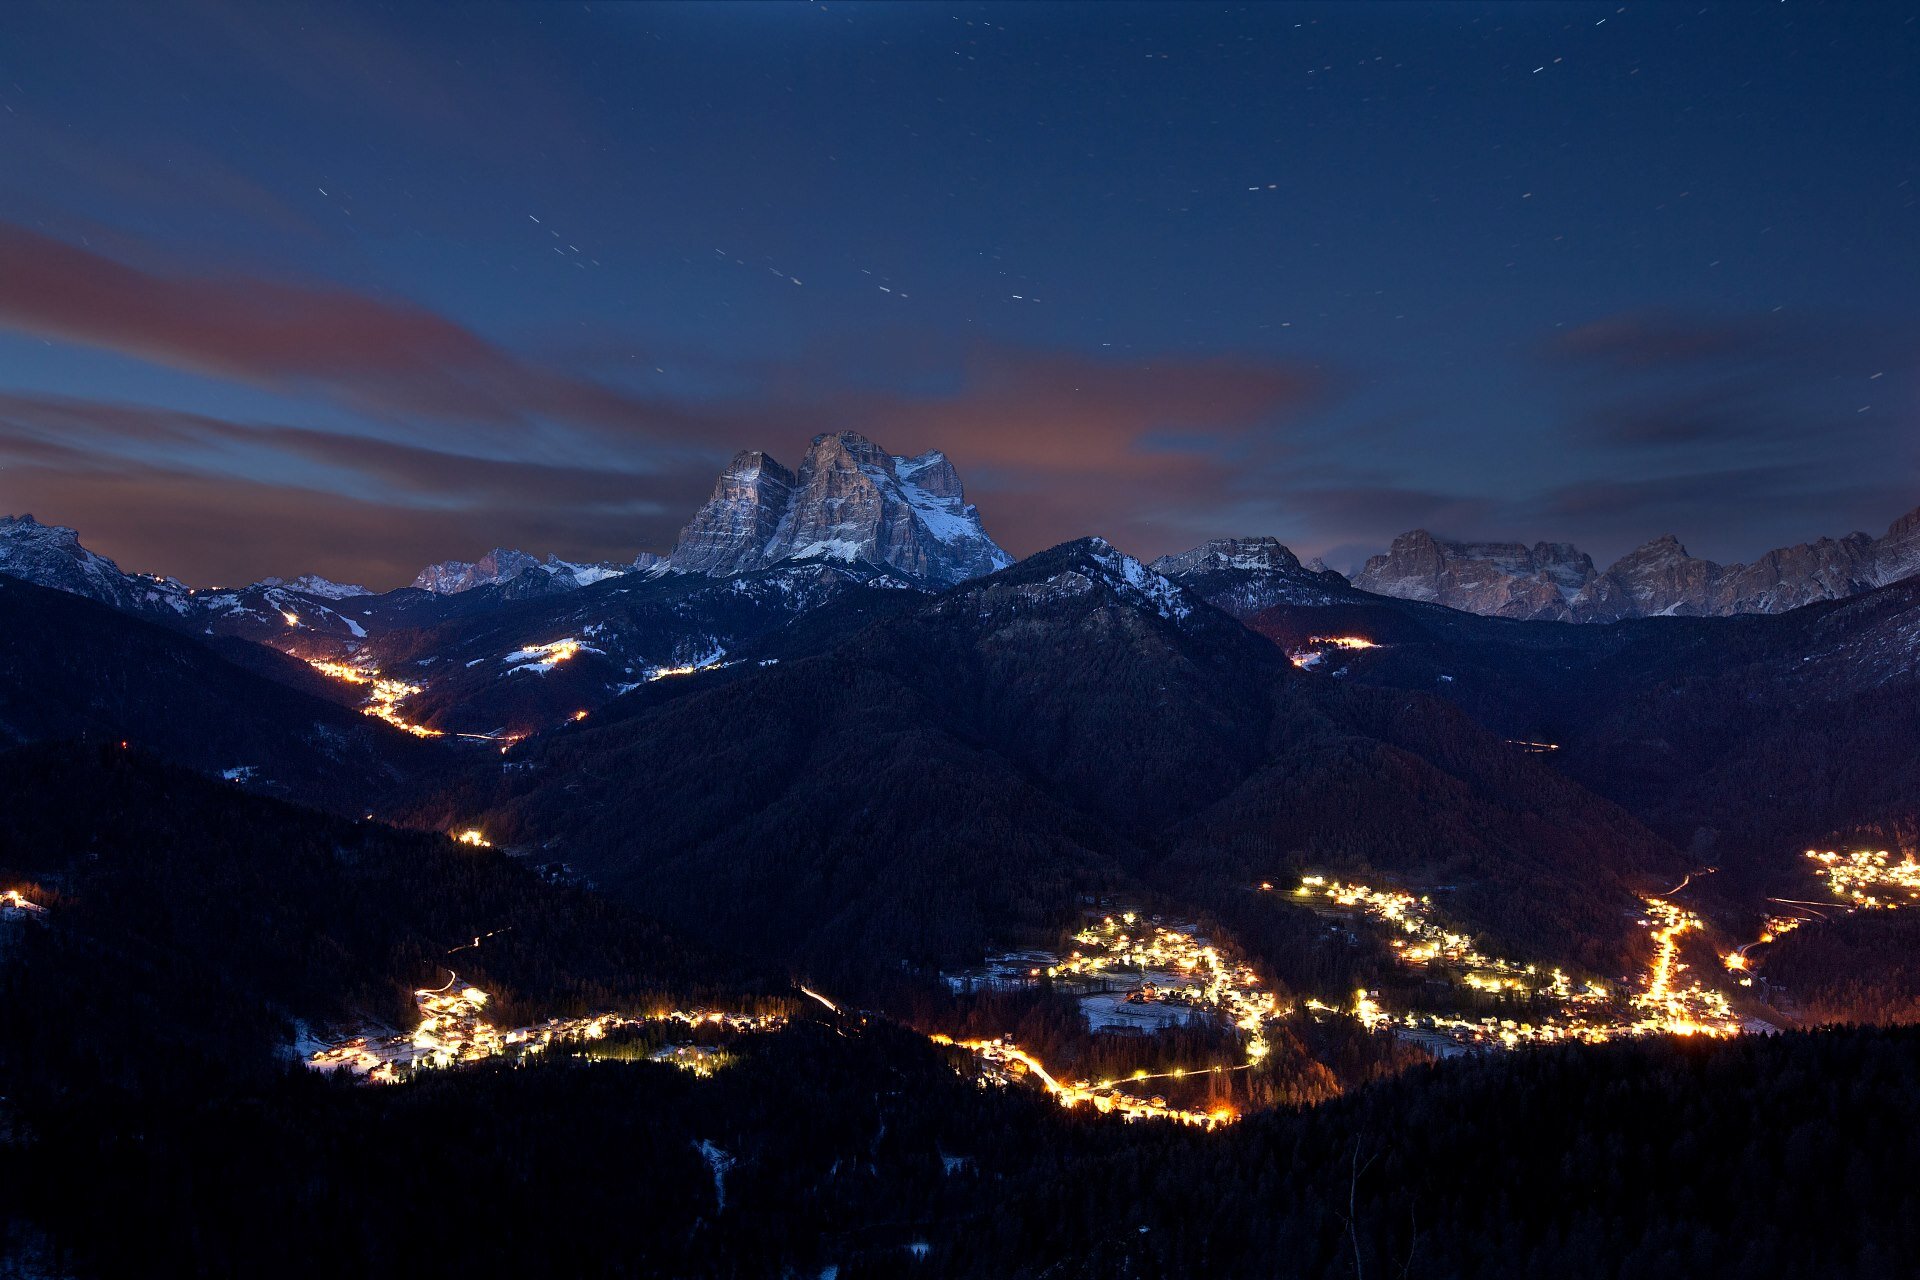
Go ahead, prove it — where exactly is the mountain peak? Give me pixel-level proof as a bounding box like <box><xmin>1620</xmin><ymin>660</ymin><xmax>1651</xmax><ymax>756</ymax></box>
<box><xmin>1359</xmin><ymin>504</ymin><xmax>1920</xmax><ymax>622</ymax></box>
<box><xmin>1151</xmin><ymin>536</ymin><xmax>1357</xmax><ymax>617</ymax></box>
<box><xmin>971</xmin><ymin>536</ymin><xmax>1196</xmax><ymax>625</ymax></box>
<box><xmin>256</xmin><ymin>574</ymin><xmax>372</xmax><ymax>600</ymax></box>
<box><xmin>1608</xmin><ymin>534</ymin><xmax>1696</xmax><ymax>567</ymax></box>
<box><xmin>1152</xmin><ymin>536</ymin><xmax>1305</xmax><ymax>576</ymax></box>
<box><xmin>411</xmin><ymin>547</ymin><xmax>541</xmax><ymax>594</ymax></box>
<box><xmin>1355</xmin><ymin>531</ymin><xmax>1600</xmax><ymax>621</ymax></box>
<box><xmin>665</xmin><ymin>434</ymin><xmax>1010</xmax><ymax>586</ymax></box>
<box><xmin>1886</xmin><ymin>503</ymin><xmax>1920</xmax><ymax>543</ymax></box>
<box><xmin>1</xmin><ymin>512</ymin><xmax>190</xmax><ymax>615</ymax></box>
<box><xmin>807</xmin><ymin>429</ymin><xmax>884</xmax><ymax>459</ymax></box>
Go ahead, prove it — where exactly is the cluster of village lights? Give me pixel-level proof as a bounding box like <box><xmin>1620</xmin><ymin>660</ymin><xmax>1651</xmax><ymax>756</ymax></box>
<box><xmin>939</xmin><ymin>913</ymin><xmax>1280</xmax><ymax>1129</ymax></box>
<box><xmin>1</xmin><ymin>888</ymin><xmax>46</xmax><ymax>916</ymax></box>
<box><xmin>1288</xmin><ymin>635</ymin><xmax>1378</xmax><ymax>669</ymax></box>
<box><xmin>1808</xmin><ymin>849</ymin><xmax>1920</xmax><ymax>910</ymax></box>
<box><xmin>306</xmin><ymin>658</ymin><xmax>444</xmax><ymax>738</ymax></box>
<box><xmin>304</xmin><ymin>656</ymin><xmax>530</xmax><ymax>746</ymax></box>
<box><xmin>1285</xmin><ymin>876</ymin><xmax>1740</xmax><ymax>1046</ymax></box>
<box><xmin>307</xmin><ymin>847</ymin><xmax>1918</xmax><ymax>1127</ymax></box>
<box><xmin>1721</xmin><ymin>850</ymin><xmax>1915</xmax><ymax>981</ymax></box>
<box><xmin>307</xmin><ymin>975</ymin><xmax>783</xmax><ymax>1083</ymax></box>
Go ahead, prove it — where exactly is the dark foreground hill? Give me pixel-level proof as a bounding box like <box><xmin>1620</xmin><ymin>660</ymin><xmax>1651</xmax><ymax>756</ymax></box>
<box><xmin>1</xmin><ymin>753</ymin><xmax>1913</xmax><ymax>1279</ymax></box>
<box><xmin>0</xmin><ymin>743</ymin><xmax>748</xmax><ymax>1095</ymax></box>
<box><xmin>7</xmin><ymin>1001</ymin><xmax>1920</xmax><ymax>1279</ymax></box>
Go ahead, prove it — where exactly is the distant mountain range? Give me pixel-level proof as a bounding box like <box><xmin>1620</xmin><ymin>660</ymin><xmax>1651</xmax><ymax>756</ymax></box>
<box><xmin>1353</xmin><ymin>507</ymin><xmax>1920</xmax><ymax>623</ymax></box>
<box><xmin>9</xmin><ymin>436</ymin><xmax>1913</xmax><ymax>629</ymax></box>
<box><xmin>410</xmin><ymin>548</ymin><xmax>629</xmax><ymax>595</ymax></box>
<box><xmin>3</xmin><ymin>434</ymin><xmax>1918</xmax><ymax>755</ymax></box>
<box><xmin>3</xmin><ymin>431</ymin><xmax>1919</xmax><ymax>987</ymax></box>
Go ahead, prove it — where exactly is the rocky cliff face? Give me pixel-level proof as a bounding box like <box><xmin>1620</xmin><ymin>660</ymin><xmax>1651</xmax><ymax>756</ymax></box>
<box><xmin>1353</xmin><ymin>531</ymin><xmax>1613</xmax><ymax>621</ymax></box>
<box><xmin>662</xmin><ymin>431</ymin><xmax>1012</xmax><ymax>587</ymax></box>
<box><xmin>1150</xmin><ymin>536</ymin><xmax>1360</xmax><ymax>617</ymax></box>
<box><xmin>1354</xmin><ymin>504</ymin><xmax>1920</xmax><ymax>621</ymax></box>
<box><xmin>257</xmin><ymin>574</ymin><xmax>371</xmax><ymax>600</ymax></box>
<box><xmin>410</xmin><ymin>548</ymin><xmax>542</xmax><ymax>594</ymax></box>
<box><xmin>665</xmin><ymin>451</ymin><xmax>797</xmax><ymax>577</ymax></box>
<box><xmin>409</xmin><ymin>550</ymin><xmax>628</xmax><ymax>595</ymax></box>
<box><xmin>0</xmin><ymin>514</ymin><xmax>192</xmax><ymax>617</ymax></box>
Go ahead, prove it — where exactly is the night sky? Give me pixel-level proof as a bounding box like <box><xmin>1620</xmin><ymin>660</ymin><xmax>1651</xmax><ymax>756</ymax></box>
<box><xmin>1</xmin><ymin>1</ymin><xmax>1914</xmax><ymax>588</ymax></box>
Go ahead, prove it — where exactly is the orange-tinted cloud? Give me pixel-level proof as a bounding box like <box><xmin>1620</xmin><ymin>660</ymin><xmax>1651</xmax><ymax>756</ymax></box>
<box><xmin>0</xmin><ymin>394</ymin><xmax>718</xmax><ymax>586</ymax></box>
<box><xmin>0</xmin><ymin>336</ymin><xmax>1341</xmax><ymax>583</ymax></box>
<box><xmin>2</xmin><ymin>451</ymin><xmax>676</xmax><ymax>590</ymax></box>
<box><xmin>813</xmin><ymin>345</ymin><xmax>1336</xmax><ymax>558</ymax></box>
<box><xmin>0</xmin><ymin>224</ymin><xmax>1357</xmax><ymax>583</ymax></box>
<box><xmin>0</xmin><ymin>222</ymin><xmax>714</xmax><ymax>437</ymax></box>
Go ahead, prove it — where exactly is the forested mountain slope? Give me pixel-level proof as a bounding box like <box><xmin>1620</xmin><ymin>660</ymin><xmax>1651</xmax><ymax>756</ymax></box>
<box><xmin>446</xmin><ymin>541</ymin><xmax>1683</xmax><ymax>983</ymax></box>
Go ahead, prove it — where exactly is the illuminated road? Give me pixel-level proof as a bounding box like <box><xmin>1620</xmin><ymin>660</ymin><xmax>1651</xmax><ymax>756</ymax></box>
<box><xmin>310</xmin><ymin>851</ymin><xmax>1915</xmax><ymax>1124</ymax></box>
<box><xmin>303</xmin><ymin>656</ymin><xmax>526</xmax><ymax>744</ymax></box>
<box><xmin>929</xmin><ymin>913</ymin><xmax>1277</xmax><ymax>1128</ymax></box>
<box><xmin>307</xmin><ymin>968</ymin><xmax>784</xmax><ymax>1083</ymax></box>
<box><xmin>1721</xmin><ymin>850</ymin><xmax>1920</xmax><ymax>984</ymax></box>
<box><xmin>1285</xmin><ymin>876</ymin><xmax>1740</xmax><ymax>1047</ymax></box>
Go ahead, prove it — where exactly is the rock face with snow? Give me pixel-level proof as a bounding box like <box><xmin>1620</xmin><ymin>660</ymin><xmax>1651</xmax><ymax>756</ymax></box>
<box><xmin>543</xmin><ymin>555</ymin><xmax>631</xmax><ymax>589</ymax></box>
<box><xmin>663</xmin><ymin>432</ymin><xmax>1013</xmax><ymax>587</ymax></box>
<box><xmin>666</xmin><ymin>451</ymin><xmax>798</xmax><ymax>577</ymax></box>
<box><xmin>256</xmin><ymin>574</ymin><xmax>371</xmax><ymax>600</ymax></box>
<box><xmin>407</xmin><ymin>549</ymin><xmax>630</xmax><ymax>596</ymax></box>
<box><xmin>410</xmin><ymin>548</ymin><xmax>543</xmax><ymax>594</ymax></box>
<box><xmin>1354</xmin><ymin>531</ymin><xmax>1609</xmax><ymax>622</ymax></box>
<box><xmin>1611</xmin><ymin>515</ymin><xmax>1920</xmax><ymax>617</ymax></box>
<box><xmin>0</xmin><ymin>514</ymin><xmax>191</xmax><ymax>616</ymax></box>
<box><xmin>1036</xmin><ymin>536</ymin><xmax>1197</xmax><ymax>625</ymax></box>
<box><xmin>1354</xmin><ymin>504</ymin><xmax>1920</xmax><ymax>622</ymax></box>
<box><xmin>1151</xmin><ymin>536</ymin><xmax>1361</xmax><ymax>618</ymax></box>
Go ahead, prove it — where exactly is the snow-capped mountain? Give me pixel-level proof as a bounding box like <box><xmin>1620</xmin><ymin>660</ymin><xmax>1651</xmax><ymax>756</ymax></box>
<box><xmin>558</xmin><ymin>559</ymin><xmax>632</xmax><ymax>588</ymax></box>
<box><xmin>411</xmin><ymin>548</ymin><xmax>541</xmax><ymax>594</ymax></box>
<box><xmin>663</xmin><ymin>432</ymin><xmax>1013</xmax><ymax>587</ymax></box>
<box><xmin>1606</xmin><ymin>509</ymin><xmax>1920</xmax><ymax>617</ymax></box>
<box><xmin>256</xmin><ymin>574</ymin><xmax>371</xmax><ymax>600</ymax></box>
<box><xmin>0</xmin><ymin>514</ymin><xmax>193</xmax><ymax>616</ymax></box>
<box><xmin>1353</xmin><ymin>531</ymin><xmax>1610</xmax><ymax>622</ymax></box>
<box><xmin>1354</xmin><ymin>505</ymin><xmax>1920</xmax><ymax>622</ymax></box>
<box><xmin>1</xmin><ymin>514</ymin><xmax>423</xmax><ymax>643</ymax></box>
<box><xmin>1151</xmin><ymin>536</ymin><xmax>1363</xmax><ymax>618</ymax></box>
<box><xmin>931</xmin><ymin>536</ymin><xmax>1218</xmax><ymax>639</ymax></box>
<box><xmin>410</xmin><ymin>549</ymin><xmax>632</xmax><ymax>595</ymax></box>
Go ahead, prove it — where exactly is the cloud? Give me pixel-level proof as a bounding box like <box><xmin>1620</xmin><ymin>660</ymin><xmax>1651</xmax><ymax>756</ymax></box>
<box><xmin>0</xmin><ymin>336</ymin><xmax>1339</xmax><ymax>581</ymax></box>
<box><xmin>1549</xmin><ymin>308</ymin><xmax>1917</xmax><ymax>453</ymax></box>
<box><xmin>0</xmin><ymin>220</ymin><xmax>1350</xmax><ymax>571</ymax></box>
<box><xmin>1526</xmin><ymin>469</ymin><xmax>1919</xmax><ymax>561</ymax></box>
<box><xmin>0</xmin><ymin>393</ymin><xmax>720</xmax><ymax>586</ymax></box>
<box><xmin>1513</xmin><ymin>307</ymin><xmax>1920</xmax><ymax>559</ymax></box>
<box><xmin>0</xmin><ymin>444</ymin><xmax>689</xmax><ymax>591</ymax></box>
<box><xmin>0</xmin><ymin>222</ymin><xmax>717</xmax><ymax>438</ymax></box>
<box><xmin>801</xmin><ymin>344</ymin><xmax>1336</xmax><ymax>558</ymax></box>
<box><xmin>0</xmin><ymin>391</ymin><xmax>712</xmax><ymax>502</ymax></box>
